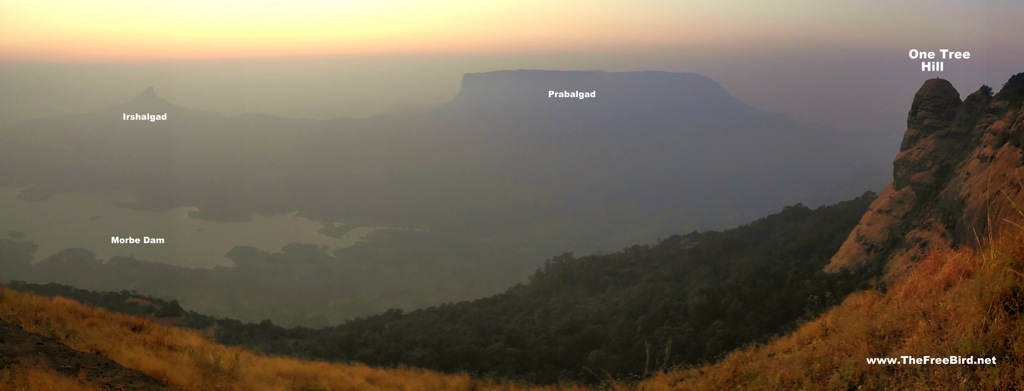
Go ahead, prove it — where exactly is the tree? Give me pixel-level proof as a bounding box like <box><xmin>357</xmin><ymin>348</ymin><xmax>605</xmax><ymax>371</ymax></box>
<box><xmin>156</xmin><ymin>299</ymin><xmax>184</xmax><ymax>318</ymax></box>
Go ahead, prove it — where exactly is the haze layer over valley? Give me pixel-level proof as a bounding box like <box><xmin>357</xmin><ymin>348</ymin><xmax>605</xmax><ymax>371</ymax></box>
<box><xmin>1</xmin><ymin>70</ymin><xmax>893</xmax><ymax>325</ymax></box>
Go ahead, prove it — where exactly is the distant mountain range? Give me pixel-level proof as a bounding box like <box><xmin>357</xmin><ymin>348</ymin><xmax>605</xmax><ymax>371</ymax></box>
<box><xmin>3</xmin><ymin>70</ymin><xmax>1024</xmax><ymax>391</ymax></box>
<box><xmin>0</xmin><ymin>70</ymin><xmax>896</xmax><ymax>324</ymax></box>
<box><xmin>0</xmin><ymin>69</ymin><xmax>893</xmax><ymax>237</ymax></box>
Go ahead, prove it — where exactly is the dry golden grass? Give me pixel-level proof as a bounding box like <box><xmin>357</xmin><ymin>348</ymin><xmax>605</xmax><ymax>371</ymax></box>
<box><xmin>639</xmin><ymin>226</ymin><xmax>1024</xmax><ymax>390</ymax></box>
<box><xmin>7</xmin><ymin>236</ymin><xmax>1023</xmax><ymax>391</ymax></box>
<box><xmin>6</xmin><ymin>232</ymin><xmax>1024</xmax><ymax>391</ymax></box>
<box><xmin>0</xmin><ymin>287</ymin><xmax>591</xmax><ymax>391</ymax></box>
<box><xmin>0</xmin><ymin>365</ymin><xmax>106</xmax><ymax>391</ymax></box>
<box><xmin>8</xmin><ymin>214</ymin><xmax>1024</xmax><ymax>390</ymax></box>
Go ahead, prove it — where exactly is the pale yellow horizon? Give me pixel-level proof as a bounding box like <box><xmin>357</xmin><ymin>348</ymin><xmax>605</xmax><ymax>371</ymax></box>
<box><xmin>0</xmin><ymin>0</ymin><xmax>683</xmax><ymax>62</ymax></box>
<box><xmin>3</xmin><ymin>0</ymin><xmax>1013</xmax><ymax>63</ymax></box>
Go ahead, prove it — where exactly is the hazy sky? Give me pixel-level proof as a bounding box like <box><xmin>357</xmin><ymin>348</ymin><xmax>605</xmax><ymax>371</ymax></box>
<box><xmin>1</xmin><ymin>0</ymin><xmax>1019</xmax><ymax>61</ymax></box>
<box><xmin>1</xmin><ymin>1</ymin><xmax>1022</xmax><ymax>133</ymax></box>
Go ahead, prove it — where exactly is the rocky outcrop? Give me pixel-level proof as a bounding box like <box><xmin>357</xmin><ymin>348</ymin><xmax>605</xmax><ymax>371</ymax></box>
<box><xmin>826</xmin><ymin>74</ymin><xmax>1024</xmax><ymax>279</ymax></box>
<box><xmin>893</xmin><ymin>79</ymin><xmax>965</xmax><ymax>192</ymax></box>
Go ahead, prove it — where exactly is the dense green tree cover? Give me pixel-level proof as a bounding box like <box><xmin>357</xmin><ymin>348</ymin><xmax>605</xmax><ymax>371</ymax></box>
<box><xmin>0</xmin><ymin>230</ymin><xmax>533</xmax><ymax>327</ymax></box>
<box><xmin>214</xmin><ymin>192</ymin><xmax>877</xmax><ymax>384</ymax></box>
<box><xmin>5</xmin><ymin>192</ymin><xmax>877</xmax><ymax>384</ymax></box>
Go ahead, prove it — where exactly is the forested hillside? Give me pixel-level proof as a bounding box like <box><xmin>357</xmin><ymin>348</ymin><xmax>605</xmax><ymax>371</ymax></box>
<box><xmin>211</xmin><ymin>193</ymin><xmax>877</xmax><ymax>383</ymax></box>
<box><xmin>8</xmin><ymin>193</ymin><xmax>877</xmax><ymax>384</ymax></box>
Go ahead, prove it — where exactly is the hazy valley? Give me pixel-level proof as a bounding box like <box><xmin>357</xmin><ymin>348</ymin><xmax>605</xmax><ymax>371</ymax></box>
<box><xmin>1</xmin><ymin>71</ymin><xmax>1023</xmax><ymax>389</ymax></box>
<box><xmin>0</xmin><ymin>70</ymin><xmax>894</xmax><ymax>326</ymax></box>
<box><xmin>4</xmin><ymin>0</ymin><xmax>1024</xmax><ymax>388</ymax></box>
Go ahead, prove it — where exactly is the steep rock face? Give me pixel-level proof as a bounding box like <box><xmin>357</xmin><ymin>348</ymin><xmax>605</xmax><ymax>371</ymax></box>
<box><xmin>893</xmin><ymin>79</ymin><xmax>964</xmax><ymax>191</ymax></box>
<box><xmin>826</xmin><ymin>74</ymin><xmax>1024</xmax><ymax>279</ymax></box>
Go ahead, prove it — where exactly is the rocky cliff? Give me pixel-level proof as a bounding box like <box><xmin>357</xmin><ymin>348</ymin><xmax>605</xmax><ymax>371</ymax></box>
<box><xmin>827</xmin><ymin>73</ymin><xmax>1024</xmax><ymax>279</ymax></box>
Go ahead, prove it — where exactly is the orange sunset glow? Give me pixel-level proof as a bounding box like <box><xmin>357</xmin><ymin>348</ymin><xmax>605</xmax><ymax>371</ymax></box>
<box><xmin>3</xmin><ymin>0</ymin><xmax>1003</xmax><ymax>63</ymax></box>
<box><xmin>3</xmin><ymin>0</ymin><xmax>1024</xmax><ymax>389</ymax></box>
<box><xmin>0</xmin><ymin>0</ymin><xmax>697</xmax><ymax>62</ymax></box>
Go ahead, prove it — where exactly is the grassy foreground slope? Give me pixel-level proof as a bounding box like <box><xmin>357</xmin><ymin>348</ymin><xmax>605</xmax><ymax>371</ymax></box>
<box><xmin>639</xmin><ymin>224</ymin><xmax>1024</xmax><ymax>390</ymax></box>
<box><xmin>0</xmin><ymin>287</ymin><xmax>588</xmax><ymax>391</ymax></box>
<box><xmin>1</xmin><ymin>366</ymin><xmax>106</xmax><ymax>391</ymax></box>
<box><xmin>5</xmin><ymin>224</ymin><xmax>1023</xmax><ymax>391</ymax></box>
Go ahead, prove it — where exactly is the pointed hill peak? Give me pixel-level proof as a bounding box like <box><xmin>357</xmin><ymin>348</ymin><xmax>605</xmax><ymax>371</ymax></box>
<box><xmin>126</xmin><ymin>86</ymin><xmax>171</xmax><ymax>107</ymax></box>
<box><xmin>82</xmin><ymin>86</ymin><xmax>221</xmax><ymax>121</ymax></box>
